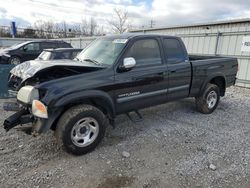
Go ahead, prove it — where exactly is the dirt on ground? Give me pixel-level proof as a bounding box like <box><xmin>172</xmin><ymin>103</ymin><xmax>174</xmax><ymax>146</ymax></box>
<box><xmin>0</xmin><ymin>86</ymin><xmax>250</xmax><ymax>188</ymax></box>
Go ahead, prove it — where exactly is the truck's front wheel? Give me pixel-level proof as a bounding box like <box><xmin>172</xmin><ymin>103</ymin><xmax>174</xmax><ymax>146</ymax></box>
<box><xmin>195</xmin><ymin>83</ymin><xmax>220</xmax><ymax>114</ymax></box>
<box><xmin>55</xmin><ymin>104</ymin><xmax>107</xmax><ymax>155</ymax></box>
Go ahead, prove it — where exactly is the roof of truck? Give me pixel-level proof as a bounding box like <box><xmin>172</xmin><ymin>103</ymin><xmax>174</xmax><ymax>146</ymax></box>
<box><xmin>104</xmin><ymin>33</ymin><xmax>179</xmax><ymax>39</ymax></box>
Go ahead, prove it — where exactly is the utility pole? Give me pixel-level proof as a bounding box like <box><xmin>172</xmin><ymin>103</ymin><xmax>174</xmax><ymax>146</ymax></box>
<box><xmin>149</xmin><ymin>20</ymin><xmax>155</xmax><ymax>28</ymax></box>
<box><xmin>63</xmin><ymin>21</ymin><xmax>67</xmax><ymax>38</ymax></box>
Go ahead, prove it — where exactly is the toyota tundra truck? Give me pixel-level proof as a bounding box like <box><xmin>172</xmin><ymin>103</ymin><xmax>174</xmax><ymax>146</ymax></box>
<box><xmin>3</xmin><ymin>34</ymin><xmax>238</xmax><ymax>155</ymax></box>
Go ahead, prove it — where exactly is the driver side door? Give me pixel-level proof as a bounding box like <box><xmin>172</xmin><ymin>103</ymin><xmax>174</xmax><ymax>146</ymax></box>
<box><xmin>114</xmin><ymin>37</ymin><xmax>168</xmax><ymax>114</ymax></box>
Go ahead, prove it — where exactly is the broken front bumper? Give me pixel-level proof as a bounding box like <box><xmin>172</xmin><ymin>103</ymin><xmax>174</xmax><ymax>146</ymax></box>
<box><xmin>3</xmin><ymin>101</ymin><xmax>34</xmax><ymax>132</ymax></box>
<box><xmin>3</xmin><ymin>108</ymin><xmax>33</xmax><ymax>131</ymax></box>
<box><xmin>3</xmin><ymin>102</ymin><xmax>61</xmax><ymax>134</ymax></box>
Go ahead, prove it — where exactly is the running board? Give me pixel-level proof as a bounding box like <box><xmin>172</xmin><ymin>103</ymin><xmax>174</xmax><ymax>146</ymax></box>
<box><xmin>126</xmin><ymin>110</ymin><xmax>143</xmax><ymax>123</ymax></box>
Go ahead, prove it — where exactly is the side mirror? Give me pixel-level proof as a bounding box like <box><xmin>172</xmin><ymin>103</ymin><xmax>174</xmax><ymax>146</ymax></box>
<box><xmin>122</xmin><ymin>57</ymin><xmax>136</xmax><ymax>70</ymax></box>
<box><xmin>23</xmin><ymin>46</ymin><xmax>28</xmax><ymax>51</ymax></box>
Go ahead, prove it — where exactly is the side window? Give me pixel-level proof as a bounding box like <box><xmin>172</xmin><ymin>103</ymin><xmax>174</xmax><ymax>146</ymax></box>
<box><xmin>163</xmin><ymin>38</ymin><xmax>186</xmax><ymax>63</ymax></box>
<box><xmin>41</xmin><ymin>42</ymin><xmax>56</xmax><ymax>50</ymax></box>
<box><xmin>23</xmin><ymin>43</ymin><xmax>40</xmax><ymax>52</ymax></box>
<box><xmin>125</xmin><ymin>39</ymin><xmax>162</xmax><ymax>66</ymax></box>
<box><xmin>72</xmin><ymin>51</ymin><xmax>81</xmax><ymax>59</ymax></box>
<box><xmin>62</xmin><ymin>52</ymin><xmax>71</xmax><ymax>59</ymax></box>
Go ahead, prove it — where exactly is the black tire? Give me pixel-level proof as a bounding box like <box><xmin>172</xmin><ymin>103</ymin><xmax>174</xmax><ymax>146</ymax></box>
<box><xmin>9</xmin><ymin>56</ymin><xmax>21</xmax><ymax>65</ymax></box>
<box><xmin>195</xmin><ymin>83</ymin><xmax>220</xmax><ymax>114</ymax></box>
<box><xmin>55</xmin><ymin>104</ymin><xmax>107</xmax><ymax>155</ymax></box>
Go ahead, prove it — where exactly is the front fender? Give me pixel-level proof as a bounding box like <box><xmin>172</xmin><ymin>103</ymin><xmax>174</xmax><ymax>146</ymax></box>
<box><xmin>37</xmin><ymin>90</ymin><xmax>116</xmax><ymax>133</ymax></box>
<box><xmin>52</xmin><ymin>90</ymin><xmax>116</xmax><ymax>117</ymax></box>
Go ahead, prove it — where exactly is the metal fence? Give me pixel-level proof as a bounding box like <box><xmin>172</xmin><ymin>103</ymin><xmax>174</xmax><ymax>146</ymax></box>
<box><xmin>0</xmin><ymin>37</ymin><xmax>96</xmax><ymax>49</ymax></box>
<box><xmin>0</xmin><ymin>37</ymin><xmax>41</xmax><ymax>48</ymax></box>
<box><xmin>62</xmin><ymin>37</ymin><xmax>96</xmax><ymax>48</ymax></box>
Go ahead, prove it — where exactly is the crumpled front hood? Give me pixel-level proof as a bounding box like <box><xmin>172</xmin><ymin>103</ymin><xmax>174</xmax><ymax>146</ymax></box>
<box><xmin>10</xmin><ymin>59</ymin><xmax>102</xmax><ymax>82</ymax></box>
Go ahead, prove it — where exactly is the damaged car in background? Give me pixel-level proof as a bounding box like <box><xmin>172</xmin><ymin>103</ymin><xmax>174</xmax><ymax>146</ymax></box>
<box><xmin>0</xmin><ymin>40</ymin><xmax>72</xmax><ymax>65</ymax></box>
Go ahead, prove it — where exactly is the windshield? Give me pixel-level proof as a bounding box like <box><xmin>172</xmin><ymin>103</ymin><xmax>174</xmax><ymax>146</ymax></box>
<box><xmin>37</xmin><ymin>51</ymin><xmax>52</xmax><ymax>60</ymax></box>
<box><xmin>75</xmin><ymin>38</ymin><xmax>127</xmax><ymax>66</ymax></box>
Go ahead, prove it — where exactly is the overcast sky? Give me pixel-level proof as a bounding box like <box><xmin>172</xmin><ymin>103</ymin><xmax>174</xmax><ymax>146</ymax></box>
<box><xmin>0</xmin><ymin>0</ymin><xmax>250</xmax><ymax>30</ymax></box>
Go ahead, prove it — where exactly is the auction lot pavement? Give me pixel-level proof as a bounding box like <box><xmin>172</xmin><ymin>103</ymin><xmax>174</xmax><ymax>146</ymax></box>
<box><xmin>0</xmin><ymin>86</ymin><xmax>249</xmax><ymax>188</ymax></box>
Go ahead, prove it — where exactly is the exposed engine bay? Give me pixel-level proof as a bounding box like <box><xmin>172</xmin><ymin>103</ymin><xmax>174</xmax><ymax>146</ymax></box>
<box><xmin>8</xmin><ymin>59</ymin><xmax>105</xmax><ymax>91</ymax></box>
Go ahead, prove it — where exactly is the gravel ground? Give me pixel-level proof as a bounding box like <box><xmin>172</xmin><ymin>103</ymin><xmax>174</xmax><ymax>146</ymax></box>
<box><xmin>0</xmin><ymin>86</ymin><xmax>250</xmax><ymax>188</ymax></box>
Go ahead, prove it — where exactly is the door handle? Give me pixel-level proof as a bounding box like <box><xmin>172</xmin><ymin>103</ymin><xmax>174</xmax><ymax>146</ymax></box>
<box><xmin>170</xmin><ymin>70</ymin><xmax>176</xmax><ymax>73</ymax></box>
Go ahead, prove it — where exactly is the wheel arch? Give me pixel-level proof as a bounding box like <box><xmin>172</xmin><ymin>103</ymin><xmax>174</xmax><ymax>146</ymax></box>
<box><xmin>53</xmin><ymin>90</ymin><xmax>115</xmax><ymax>116</ymax></box>
<box><xmin>210</xmin><ymin>76</ymin><xmax>226</xmax><ymax>96</ymax></box>
<box><xmin>200</xmin><ymin>73</ymin><xmax>226</xmax><ymax>97</ymax></box>
<box><xmin>48</xmin><ymin>90</ymin><xmax>116</xmax><ymax>131</ymax></box>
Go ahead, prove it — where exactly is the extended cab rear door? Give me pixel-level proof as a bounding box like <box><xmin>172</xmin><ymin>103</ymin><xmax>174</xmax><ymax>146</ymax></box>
<box><xmin>114</xmin><ymin>36</ymin><xmax>168</xmax><ymax>114</ymax></box>
<box><xmin>162</xmin><ymin>37</ymin><xmax>191</xmax><ymax>100</ymax></box>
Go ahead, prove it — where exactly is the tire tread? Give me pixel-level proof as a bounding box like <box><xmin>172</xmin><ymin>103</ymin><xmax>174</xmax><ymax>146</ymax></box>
<box><xmin>55</xmin><ymin>104</ymin><xmax>107</xmax><ymax>155</ymax></box>
<box><xmin>195</xmin><ymin>83</ymin><xmax>220</xmax><ymax>114</ymax></box>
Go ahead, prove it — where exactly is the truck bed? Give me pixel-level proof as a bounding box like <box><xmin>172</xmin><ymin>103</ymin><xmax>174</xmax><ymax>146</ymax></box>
<box><xmin>189</xmin><ymin>54</ymin><xmax>238</xmax><ymax>97</ymax></box>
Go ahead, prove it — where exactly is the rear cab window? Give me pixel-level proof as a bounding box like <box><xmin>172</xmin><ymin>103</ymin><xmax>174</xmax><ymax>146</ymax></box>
<box><xmin>163</xmin><ymin>38</ymin><xmax>187</xmax><ymax>64</ymax></box>
<box><xmin>125</xmin><ymin>38</ymin><xmax>162</xmax><ymax>67</ymax></box>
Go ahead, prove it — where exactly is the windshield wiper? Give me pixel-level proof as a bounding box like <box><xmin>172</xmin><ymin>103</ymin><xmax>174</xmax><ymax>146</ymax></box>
<box><xmin>83</xmin><ymin>58</ymin><xmax>102</xmax><ymax>65</ymax></box>
<box><xmin>74</xmin><ymin>57</ymin><xmax>81</xmax><ymax>62</ymax></box>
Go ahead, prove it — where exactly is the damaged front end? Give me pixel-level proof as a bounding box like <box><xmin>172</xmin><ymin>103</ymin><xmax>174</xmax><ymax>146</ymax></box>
<box><xmin>3</xmin><ymin>85</ymin><xmax>51</xmax><ymax>135</ymax></box>
<box><xmin>8</xmin><ymin>59</ymin><xmax>105</xmax><ymax>92</ymax></box>
<box><xmin>4</xmin><ymin>108</ymin><xmax>33</xmax><ymax>131</ymax></box>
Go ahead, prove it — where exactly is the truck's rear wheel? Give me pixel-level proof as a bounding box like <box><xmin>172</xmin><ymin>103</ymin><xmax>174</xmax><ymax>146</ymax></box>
<box><xmin>195</xmin><ymin>83</ymin><xmax>220</xmax><ymax>114</ymax></box>
<box><xmin>55</xmin><ymin>104</ymin><xmax>107</xmax><ymax>155</ymax></box>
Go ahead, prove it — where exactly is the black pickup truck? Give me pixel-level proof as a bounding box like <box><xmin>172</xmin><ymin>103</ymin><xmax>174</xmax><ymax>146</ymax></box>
<box><xmin>3</xmin><ymin>34</ymin><xmax>238</xmax><ymax>155</ymax></box>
